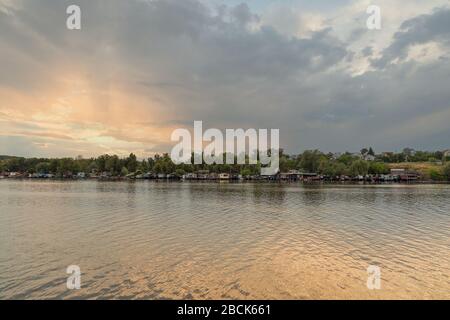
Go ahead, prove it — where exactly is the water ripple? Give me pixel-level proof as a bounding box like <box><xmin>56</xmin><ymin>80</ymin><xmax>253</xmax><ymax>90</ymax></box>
<box><xmin>0</xmin><ymin>180</ymin><xmax>449</xmax><ymax>299</ymax></box>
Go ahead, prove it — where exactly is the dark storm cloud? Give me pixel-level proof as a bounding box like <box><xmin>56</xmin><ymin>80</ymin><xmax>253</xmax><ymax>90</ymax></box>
<box><xmin>1</xmin><ymin>0</ymin><xmax>450</xmax><ymax>155</ymax></box>
<box><xmin>361</xmin><ymin>46</ymin><xmax>373</xmax><ymax>57</ymax></box>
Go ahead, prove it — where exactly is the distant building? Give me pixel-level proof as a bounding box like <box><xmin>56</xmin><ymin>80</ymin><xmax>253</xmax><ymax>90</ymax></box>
<box><xmin>184</xmin><ymin>173</ymin><xmax>197</xmax><ymax>180</ymax></box>
<box><xmin>443</xmin><ymin>149</ymin><xmax>450</xmax><ymax>159</ymax></box>
<box><xmin>100</xmin><ymin>172</ymin><xmax>111</xmax><ymax>178</ymax></box>
<box><xmin>403</xmin><ymin>148</ymin><xmax>416</xmax><ymax>156</ymax></box>
<box><xmin>363</xmin><ymin>154</ymin><xmax>376</xmax><ymax>161</ymax></box>
<box><xmin>9</xmin><ymin>172</ymin><xmax>23</xmax><ymax>178</ymax></box>
<box><xmin>332</xmin><ymin>152</ymin><xmax>342</xmax><ymax>160</ymax></box>
<box><xmin>280</xmin><ymin>171</ymin><xmax>296</xmax><ymax>180</ymax></box>
<box><xmin>390</xmin><ymin>168</ymin><xmax>420</xmax><ymax>181</ymax></box>
<box><xmin>390</xmin><ymin>169</ymin><xmax>405</xmax><ymax>175</ymax></box>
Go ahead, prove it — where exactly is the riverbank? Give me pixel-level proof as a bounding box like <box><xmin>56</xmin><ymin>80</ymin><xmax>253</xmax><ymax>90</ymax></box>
<box><xmin>1</xmin><ymin>175</ymin><xmax>449</xmax><ymax>185</ymax></box>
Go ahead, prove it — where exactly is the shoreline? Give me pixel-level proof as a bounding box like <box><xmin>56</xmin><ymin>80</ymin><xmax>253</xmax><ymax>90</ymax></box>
<box><xmin>1</xmin><ymin>177</ymin><xmax>449</xmax><ymax>185</ymax></box>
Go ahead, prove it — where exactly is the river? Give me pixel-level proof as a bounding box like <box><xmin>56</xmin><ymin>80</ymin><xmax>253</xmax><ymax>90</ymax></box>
<box><xmin>0</xmin><ymin>180</ymin><xmax>448</xmax><ymax>299</ymax></box>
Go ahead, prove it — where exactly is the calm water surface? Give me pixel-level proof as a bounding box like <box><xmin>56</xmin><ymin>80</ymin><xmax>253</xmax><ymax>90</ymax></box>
<box><xmin>0</xmin><ymin>180</ymin><xmax>449</xmax><ymax>299</ymax></box>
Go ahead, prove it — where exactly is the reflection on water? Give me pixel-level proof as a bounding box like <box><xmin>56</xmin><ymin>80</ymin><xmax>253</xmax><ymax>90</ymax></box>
<box><xmin>0</xmin><ymin>180</ymin><xmax>449</xmax><ymax>299</ymax></box>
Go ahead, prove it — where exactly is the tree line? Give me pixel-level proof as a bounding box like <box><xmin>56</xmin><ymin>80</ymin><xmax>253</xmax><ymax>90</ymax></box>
<box><xmin>1</xmin><ymin>148</ymin><xmax>450</xmax><ymax>180</ymax></box>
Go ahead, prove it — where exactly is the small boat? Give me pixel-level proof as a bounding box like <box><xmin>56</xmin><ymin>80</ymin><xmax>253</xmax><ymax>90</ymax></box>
<box><xmin>219</xmin><ymin>173</ymin><xmax>230</xmax><ymax>180</ymax></box>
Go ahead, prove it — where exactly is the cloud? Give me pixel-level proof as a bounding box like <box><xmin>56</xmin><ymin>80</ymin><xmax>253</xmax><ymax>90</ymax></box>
<box><xmin>372</xmin><ymin>8</ymin><xmax>450</xmax><ymax>68</ymax></box>
<box><xmin>0</xmin><ymin>0</ymin><xmax>450</xmax><ymax>157</ymax></box>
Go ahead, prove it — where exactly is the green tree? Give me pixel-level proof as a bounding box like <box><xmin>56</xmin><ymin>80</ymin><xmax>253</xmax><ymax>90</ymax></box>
<box><xmin>337</xmin><ymin>153</ymin><xmax>358</xmax><ymax>166</ymax></box>
<box><xmin>240</xmin><ymin>168</ymin><xmax>252</xmax><ymax>177</ymax></box>
<box><xmin>139</xmin><ymin>159</ymin><xmax>149</xmax><ymax>172</ymax></box>
<box><xmin>334</xmin><ymin>163</ymin><xmax>348</xmax><ymax>176</ymax></box>
<box><xmin>5</xmin><ymin>157</ymin><xmax>26</xmax><ymax>172</ymax></box>
<box><xmin>161</xmin><ymin>153</ymin><xmax>175</xmax><ymax>174</ymax></box>
<box><xmin>49</xmin><ymin>159</ymin><xmax>58</xmax><ymax>174</ymax></box>
<box><xmin>126</xmin><ymin>153</ymin><xmax>138</xmax><ymax>173</ymax></box>
<box><xmin>35</xmin><ymin>162</ymin><xmax>51</xmax><ymax>174</ymax></box>
<box><xmin>369</xmin><ymin>162</ymin><xmax>389</xmax><ymax>175</ymax></box>
<box><xmin>87</xmin><ymin>161</ymin><xmax>98</xmax><ymax>174</ymax></box>
<box><xmin>105</xmin><ymin>155</ymin><xmax>121</xmax><ymax>175</ymax></box>
<box><xmin>350</xmin><ymin>160</ymin><xmax>369</xmax><ymax>176</ymax></box>
<box><xmin>96</xmin><ymin>155</ymin><xmax>108</xmax><ymax>172</ymax></box>
<box><xmin>318</xmin><ymin>159</ymin><xmax>333</xmax><ymax>176</ymax></box>
<box><xmin>153</xmin><ymin>162</ymin><xmax>162</xmax><ymax>174</ymax></box>
<box><xmin>443</xmin><ymin>163</ymin><xmax>450</xmax><ymax>181</ymax></box>
<box><xmin>56</xmin><ymin>158</ymin><xmax>77</xmax><ymax>176</ymax></box>
<box><xmin>300</xmin><ymin>150</ymin><xmax>323</xmax><ymax>173</ymax></box>
<box><xmin>434</xmin><ymin>151</ymin><xmax>443</xmax><ymax>161</ymax></box>
<box><xmin>279</xmin><ymin>155</ymin><xmax>296</xmax><ymax>172</ymax></box>
<box><xmin>319</xmin><ymin>161</ymin><xmax>349</xmax><ymax>177</ymax></box>
<box><xmin>147</xmin><ymin>157</ymin><xmax>155</xmax><ymax>171</ymax></box>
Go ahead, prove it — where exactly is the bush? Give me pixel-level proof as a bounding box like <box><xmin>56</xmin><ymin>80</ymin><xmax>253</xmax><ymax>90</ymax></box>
<box><xmin>369</xmin><ymin>162</ymin><xmax>389</xmax><ymax>175</ymax></box>
<box><xmin>120</xmin><ymin>167</ymin><xmax>129</xmax><ymax>176</ymax></box>
<box><xmin>443</xmin><ymin>164</ymin><xmax>450</xmax><ymax>181</ymax></box>
<box><xmin>175</xmin><ymin>169</ymin><xmax>186</xmax><ymax>177</ymax></box>
<box><xmin>240</xmin><ymin>168</ymin><xmax>252</xmax><ymax>177</ymax></box>
<box><xmin>428</xmin><ymin>169</ymin><xmax>443</xmax><ymax>181</ymax></box>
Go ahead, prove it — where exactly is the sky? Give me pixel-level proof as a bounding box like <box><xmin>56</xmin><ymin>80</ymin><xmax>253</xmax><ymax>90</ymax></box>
<box><xmin>1</xmin><ymin>0</ymin><xmax>450</xmax><ymax>158</ymax></box>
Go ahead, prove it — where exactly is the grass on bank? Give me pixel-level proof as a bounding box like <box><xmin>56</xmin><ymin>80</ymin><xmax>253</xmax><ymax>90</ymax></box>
<box><xmin>388</xmin><ymin>162</ymin><xmax>449</xmax><ymax>181</ymax></box>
